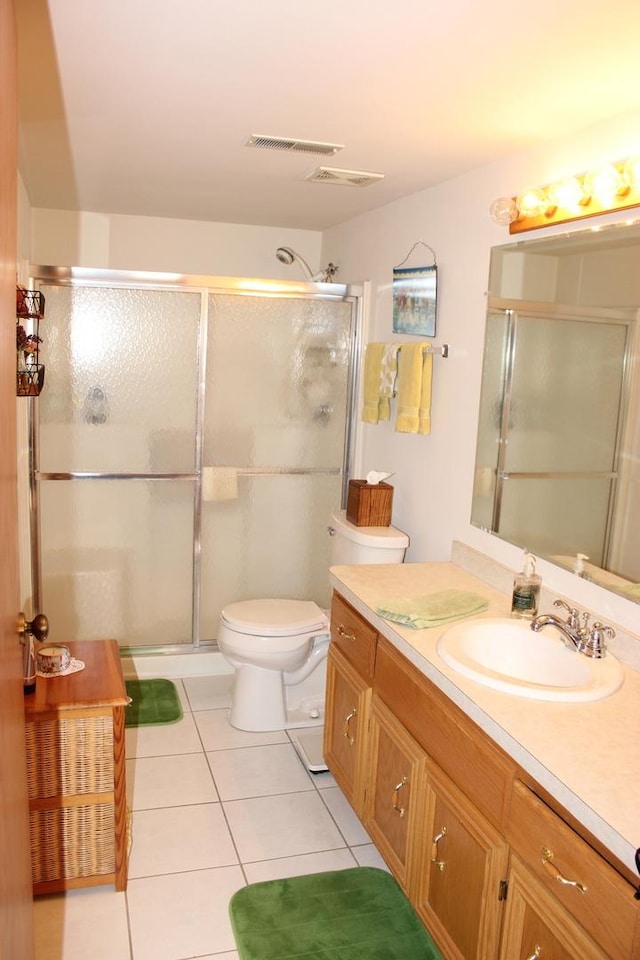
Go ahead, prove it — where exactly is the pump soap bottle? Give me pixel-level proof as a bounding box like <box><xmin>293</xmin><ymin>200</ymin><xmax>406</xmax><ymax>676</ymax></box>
<box><xmin>511</xmin><ymin>551</ymin><xmax>542</xmax><ymax>619</ymax></box>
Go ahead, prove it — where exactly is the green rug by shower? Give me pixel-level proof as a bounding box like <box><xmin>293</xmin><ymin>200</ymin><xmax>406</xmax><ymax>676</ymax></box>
<box><xmin>124</xmin><ymin>679</ymin><xmax>183</xmax><ymax>727</ymax></box>
<box><xmin>229</xmin><ymin>866</ymin><xmax>443</xmax><ymax>960</ymax></box>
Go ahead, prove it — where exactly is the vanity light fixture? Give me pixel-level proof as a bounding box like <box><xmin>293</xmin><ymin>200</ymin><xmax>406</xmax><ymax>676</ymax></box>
<box><xmin>490</xmin><ymin>156</ymin><xmax>640</xmax><ymax>234</ymax></box>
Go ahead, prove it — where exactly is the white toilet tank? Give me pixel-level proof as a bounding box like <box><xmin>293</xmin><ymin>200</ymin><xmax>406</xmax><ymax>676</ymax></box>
<box><xmin>328</xmin><ymin>510</ymin><xmax>409</xmax><ymax>565</ymax></box>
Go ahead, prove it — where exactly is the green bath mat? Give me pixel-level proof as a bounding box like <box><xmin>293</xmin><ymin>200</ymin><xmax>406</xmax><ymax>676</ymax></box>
<box><xmin>229</xmin><ymin>866</ymin><xmax>442</xmax><ymax>960</ymax></box>
<box><xmin>124</xmin><ymin>678</ymin><xmax>183</xmax><ymax>727</ymax></box>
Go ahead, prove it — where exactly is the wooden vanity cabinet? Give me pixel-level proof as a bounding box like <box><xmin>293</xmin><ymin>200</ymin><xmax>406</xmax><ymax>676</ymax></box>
<box><xmin>323</xmin><ymin>646</ymin><xmax>372</xmax><ymax>816</ymax></box>
<box><xmin>324</xmin><ymin>591</ymin><xmax>640</xmax><ymax>960</ymax></box>
<box><xmin>364</xmin><ymin>695</ymin><xmax>427</xmax><ymax>892</ymax></box>
<box><xmin>415</xmin><ymin>761</ymin><xmax>509</xmax><ymax>960</ymax></box>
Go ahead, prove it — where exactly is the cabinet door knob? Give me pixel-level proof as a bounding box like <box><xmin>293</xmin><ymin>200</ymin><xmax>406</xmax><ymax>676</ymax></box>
<box><xmin>524</xmin><ymin>947</ymin><xmax>541</xmax><ymax>960</ymax></box>
<box><xmin>343</xmin><ymin>709</ymin><xmax>357</xmax><ymax>745</ymax></box>
<box><xmin>541</xmin><ymin>847</ymin><xmax>587</xmax><ymax>894</ymax></box>
<box><xmin>430</xmin><ymin>825</ymin><xmax>447</xmax><ymax>871</ymax></box>
<box><xmin>391</xmin><ymin>776</ymin><xmax>408</xmax><ymax>817</ymax></box>
<box><xmin>337</xmin><ymin>624</ymin><xmax>356</xmax><ymax>642</ymax></box>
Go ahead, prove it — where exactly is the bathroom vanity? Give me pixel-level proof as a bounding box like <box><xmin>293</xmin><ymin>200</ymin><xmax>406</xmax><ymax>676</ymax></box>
<box><xmin>324</xmin><ymin>561</ymin><xmax>640</xmax><ymax>960</ymax></box>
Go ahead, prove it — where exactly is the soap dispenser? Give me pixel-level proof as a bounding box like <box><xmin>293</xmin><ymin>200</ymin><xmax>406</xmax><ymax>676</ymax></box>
<box><xmin>511</xmin><ymin>551</ymin><xmax>542</xmax><ymax>619</ymax></box>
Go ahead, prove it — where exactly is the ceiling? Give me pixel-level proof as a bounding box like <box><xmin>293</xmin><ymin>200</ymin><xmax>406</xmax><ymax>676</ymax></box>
<box><xmin>16</xmin><ymin>0</ymin><xmax>640</xmax><ymax>231</ymax></box>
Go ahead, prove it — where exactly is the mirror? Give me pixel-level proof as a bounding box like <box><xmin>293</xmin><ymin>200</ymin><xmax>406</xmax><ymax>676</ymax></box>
<box><xmin>472</xmin><ymin>219</ymin><xmax>640</xmax><ymax>603</ymax></box>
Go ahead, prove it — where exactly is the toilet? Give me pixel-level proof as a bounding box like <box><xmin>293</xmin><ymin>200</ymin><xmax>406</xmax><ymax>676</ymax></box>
<box><xmin>218</xmin><ymin>510</ymin><xmax>409</xmax><ymax>732</ymax></box>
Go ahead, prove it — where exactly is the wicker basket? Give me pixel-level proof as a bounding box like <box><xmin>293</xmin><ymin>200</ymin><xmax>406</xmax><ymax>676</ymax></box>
<box><xmin>25</xmin><ymin>715</ymin><xmax>114</xmax><ymax>800</ymax></box>
<box><xmin>29</xmin><ymin>804</ymin><xmax>116</xmax><ymax>883</ymax></box>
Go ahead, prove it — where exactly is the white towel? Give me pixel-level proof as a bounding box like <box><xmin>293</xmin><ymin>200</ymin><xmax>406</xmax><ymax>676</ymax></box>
<box><xmin>202</xmin><ymin>466</ymin><xmax>239</xmax><ymax>501</ymax></box>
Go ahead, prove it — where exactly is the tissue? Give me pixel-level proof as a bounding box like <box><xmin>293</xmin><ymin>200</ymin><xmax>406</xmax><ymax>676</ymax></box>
<box><xmin>365</xmin><ymin>470</ymin><xmax>393</xmax><ymax>485</ymax></box>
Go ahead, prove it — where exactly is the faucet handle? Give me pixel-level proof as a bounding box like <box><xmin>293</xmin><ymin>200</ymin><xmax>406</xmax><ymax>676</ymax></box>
<box><xmin>553</xmin><ymin>599</ymin><xmax>581</xmax><ymax>629</ymax></box>
<box><xmin>583</xmin><ymin>621</ymin><xmax>615</xmax><ymax>658</ymax></box>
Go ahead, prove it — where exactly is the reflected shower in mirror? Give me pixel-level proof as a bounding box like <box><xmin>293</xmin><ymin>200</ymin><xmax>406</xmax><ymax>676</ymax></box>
<box><xmin>471</xmin><ymin>219</ymin><xmax>640</xmax><ymax>603</ymax></box>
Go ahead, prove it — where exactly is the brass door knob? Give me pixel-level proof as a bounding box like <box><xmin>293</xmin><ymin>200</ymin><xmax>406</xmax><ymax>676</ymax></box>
<box><xmin>18</xmin><ymin>611</ymin><xmax>50</xmax><ymax>643</ymax></box>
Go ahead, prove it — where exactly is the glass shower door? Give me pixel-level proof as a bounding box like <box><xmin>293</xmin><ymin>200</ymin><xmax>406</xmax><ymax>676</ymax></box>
<box><xmin>199</xmin><ymin>292</ymin><xmax>355</xmax><ymax>639</ymax></box>
<box><xmin>36</xmin><ymin>281</ymin><xmax>201</xmax><ymax>648</ymax></box>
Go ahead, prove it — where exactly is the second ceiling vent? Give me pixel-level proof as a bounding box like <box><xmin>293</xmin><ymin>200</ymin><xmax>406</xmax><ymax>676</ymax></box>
<box><xmin>246</xmin><ymin>135</ymin><xmax>343</xmax><ymax>156</ymax></box>
<box><xmin>306</xmin><ymin>167</ymin><xmax>385</xmax><ymax>187</ymax></box>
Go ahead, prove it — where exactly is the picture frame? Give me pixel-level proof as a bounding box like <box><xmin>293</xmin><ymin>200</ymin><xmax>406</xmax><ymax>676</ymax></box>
<box><xmin>392</xmin><ymin>264</ymin><xmax>437</xmax><ymax>337</ymax></box>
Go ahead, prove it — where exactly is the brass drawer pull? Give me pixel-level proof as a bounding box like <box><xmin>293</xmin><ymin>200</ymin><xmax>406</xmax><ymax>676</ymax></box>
<box><xmin>391</xmin><ymin>776</ymin><xmax>408</xmax><ymax>817</ymax></box>
<box><xmin>430</xmin><ymin>825</ymin><xmax>447</xmax><ymax>872</ymax></box>
<box><xmin>541</xmin><ymin>847</ymin><xmax>587</xmax><ymax>894</ymax></box>
<box><xmin>337</xmin><ymin>624</ymin><xmax>356</xmax><ymax>642</ymax></box>
<box><xmin>343</xmin><ymin>709</ymin><xmax>357</xmax><ymax>745</ymax></box>
<box><xmin>525</xmin><ymin>948</ymin><xmax>541</xmax><ymax>960</ymax></box>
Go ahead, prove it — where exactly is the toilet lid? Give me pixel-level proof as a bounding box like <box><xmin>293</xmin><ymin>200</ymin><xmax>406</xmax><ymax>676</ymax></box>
<box><xmin>221</xmin><ymin>599</ymin><xmax>328</xmax><ymax>637</ymax></box>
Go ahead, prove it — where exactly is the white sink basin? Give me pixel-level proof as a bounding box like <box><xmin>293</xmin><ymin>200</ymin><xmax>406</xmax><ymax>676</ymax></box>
<box><xmin>436</xmin><ymin>618</ymin><xmax>623</xmax><ymax>702</ymax></box>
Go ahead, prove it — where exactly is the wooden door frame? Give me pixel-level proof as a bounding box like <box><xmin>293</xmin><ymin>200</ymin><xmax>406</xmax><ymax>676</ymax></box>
<box><xmin>0</xmin><ymin>0</ymin><xmax>35</xmax><ymax>956</ymax></box>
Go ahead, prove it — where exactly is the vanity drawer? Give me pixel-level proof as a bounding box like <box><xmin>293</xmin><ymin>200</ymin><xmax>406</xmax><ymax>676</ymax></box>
<box><xmin>508</xmin><ymin>780</ymin><xmax>640</xmax><ymax>960</ymax></box>
<box><xmin>374</xmin><ymin>637</ymin><xmax>514</xmax><ymax>829</ymax></box>
<box><xmin>330</xmin><ymin>593</ymin><xmax>378</xmax><ymax>682</ymax></box>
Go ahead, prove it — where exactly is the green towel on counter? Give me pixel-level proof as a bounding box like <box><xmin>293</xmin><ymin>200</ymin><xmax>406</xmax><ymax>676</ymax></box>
<box><xmin>376</xmin><ymin>589</ymin><xmax>488</xmax><ymax>629</ymax></box>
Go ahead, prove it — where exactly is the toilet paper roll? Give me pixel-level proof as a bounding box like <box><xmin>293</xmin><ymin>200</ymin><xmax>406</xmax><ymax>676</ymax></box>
<box><xmin>202</xmin><ymin>466</ymin><xmax>239</xmax><ymax>502</ymax></box>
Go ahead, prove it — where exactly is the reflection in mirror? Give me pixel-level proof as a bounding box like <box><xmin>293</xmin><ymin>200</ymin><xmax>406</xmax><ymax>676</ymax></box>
<box><xmin>472</xmin><ymin>220</ymin><xmax>640</xmax><ymax>603</ymax></box>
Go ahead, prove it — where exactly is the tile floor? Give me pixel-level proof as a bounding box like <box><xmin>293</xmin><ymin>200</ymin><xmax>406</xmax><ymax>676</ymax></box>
<box><xmin>33</xmin><ymin>674</ymin><xmax>387</xmax><ymax>960</ymax></box>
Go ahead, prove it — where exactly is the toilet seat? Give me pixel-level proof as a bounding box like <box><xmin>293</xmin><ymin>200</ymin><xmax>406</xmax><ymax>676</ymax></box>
<box><xmin>220</xmin><ymin>599</ymin><xmax>328</xmax><ymax>653</ymax></box>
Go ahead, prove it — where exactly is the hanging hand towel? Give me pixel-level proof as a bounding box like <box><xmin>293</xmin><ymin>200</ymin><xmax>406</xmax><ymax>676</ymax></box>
<box><xmin>361</xmin><ymin>342</ymin><xmax>386</xmax><ymax>424</ymax></box>
<box><xmin>378</xmin><ymin>343</ymin><xmax>400</xmax><ymax>421</ymax></box>
<box><xmin>376</xmin><ymin>589</ymin><xmax>489</xmax><ymax>629</ymax></box>
<box><xmin>418</xmin><ymin>352</ymin><xmax>433</xmax><ymax>435</ymax></box>
<box><xmin>395</xmin><ymin>343</ymin><xmax>425</xmax><ymax>433</ymax></box>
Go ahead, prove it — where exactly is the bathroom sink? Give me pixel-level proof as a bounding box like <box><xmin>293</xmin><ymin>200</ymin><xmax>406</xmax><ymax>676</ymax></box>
<box><xmin>436</xmin><ymin>618</ymin><xmax>623</xmax><ymax>702</ymax></box>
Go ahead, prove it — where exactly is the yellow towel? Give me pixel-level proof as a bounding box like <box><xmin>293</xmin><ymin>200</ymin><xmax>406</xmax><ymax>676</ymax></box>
<box><xmin>378</xmin><ymin>343</ymin><xmax>400</xmax><ymax>421</ymax></box>
<box><xmin>395</xmin><ymin>344</ymin><xmax>425</xmax><ymax>433</ymax></box>
<box><xmin>418</xmin><ymin>353</ymin><xmax>433</xmax><ymax>435</ymax></box>
<box><xmin>361</xmin><ymin>342</ymin><xmax>386</xmax><ymax>424</ymax></box>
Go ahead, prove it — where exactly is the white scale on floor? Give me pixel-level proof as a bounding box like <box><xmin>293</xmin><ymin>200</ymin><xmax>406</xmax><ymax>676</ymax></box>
<box><xmin>290</xmin><ymin>728</ymin><xmax>328</xmax><ymax>773</ymax></box>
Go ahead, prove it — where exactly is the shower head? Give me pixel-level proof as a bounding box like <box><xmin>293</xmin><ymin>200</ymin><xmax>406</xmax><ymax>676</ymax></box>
<box><xmin>275</xmin><ymin>247</ymin><xmax>339</xmax><ymax>283</ymax></box>
<box><xmin>275</xmin><ymin>246</ymin><xmax>314</xmax><ymax>279</ymax></box>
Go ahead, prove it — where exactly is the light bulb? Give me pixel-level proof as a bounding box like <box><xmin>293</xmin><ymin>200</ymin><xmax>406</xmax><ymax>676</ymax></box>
<box><xmin>489</xmin><ymin>197</ymin><xmax>518</xmax><ymax>225</ymax></box>
<box><xmin>622</xmin><ymin>157</ymin><xmax>640</xmax><ymax>190</ymax></box>
<box><xmin>547</xmin><ymin>176</ymin><xmax>586</xmax><ymax>211</ymax></box>
<box><xmin>515</xmin><ymin>187</ymin><xmax>549</xmax><ymax>218</ymax></box>
<box><xmin>583</xmin><ymin>164</ymin><xmax>625</xmax><ymax>205</ymax></box>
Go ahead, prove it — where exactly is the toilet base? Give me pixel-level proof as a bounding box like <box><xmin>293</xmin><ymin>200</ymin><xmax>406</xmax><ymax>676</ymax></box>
<box><xmin>228</xmin><ymin>663</ymin><xmax>326</xmax><ymax>732</ymax></box>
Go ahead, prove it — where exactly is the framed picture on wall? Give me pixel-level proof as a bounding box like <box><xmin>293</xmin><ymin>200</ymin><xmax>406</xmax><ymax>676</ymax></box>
<box><xmin>392</xmin><ymin>264</ymin><xmax>437</xmax><ymax>336</ymax></box>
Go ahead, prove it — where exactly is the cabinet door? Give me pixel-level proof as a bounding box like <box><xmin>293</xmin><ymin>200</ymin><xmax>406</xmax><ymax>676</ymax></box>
<box><xmin>364</xmin><ymin>695</ymin><xmax>427</xmax><ymax>893</ymax></box>
<box><xmin>499</xmin><ymin>857</ymin><xmax>608</xmax><ymax>960</ymax></box>
<box><xmin>323</xmin><ymin>646</ymin><xmax>371</xmax><ymax>816</ymax></box>
<box><xmin>415</xmin><ymin>762</ymin><xmax>509</xmax><ymax>960</ymax></box>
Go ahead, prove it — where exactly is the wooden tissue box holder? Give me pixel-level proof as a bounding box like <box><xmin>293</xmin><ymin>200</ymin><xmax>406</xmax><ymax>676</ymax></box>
<box><xmin>346</xmin><ymin>480</ymin><xmax>393</xmax><ymax>527</ymax></box>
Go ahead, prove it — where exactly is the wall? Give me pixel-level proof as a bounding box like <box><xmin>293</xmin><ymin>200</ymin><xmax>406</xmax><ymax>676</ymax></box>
<box><xmin>23</xmin><ymin>107</ymin><xmax>640</xmax><ymax>637</ymax></box>
<box><xmin>321</xmin><ymin>105</ymin><xmax>640</xmax><ymax>638</ymax></box>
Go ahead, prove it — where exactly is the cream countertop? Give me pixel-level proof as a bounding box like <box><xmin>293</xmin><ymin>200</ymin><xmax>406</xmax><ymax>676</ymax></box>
<box><xmin>329</xmin><ymin>561</ymin><xmax>640</xmax><ymax>882</ymax></box>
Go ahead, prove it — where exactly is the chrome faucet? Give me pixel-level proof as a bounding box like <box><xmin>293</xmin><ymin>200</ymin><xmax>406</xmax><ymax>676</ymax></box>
<box><xmin>531</xmin><ymin>599</ymin><xmax>615</xmax><ymax>658</ymax></box>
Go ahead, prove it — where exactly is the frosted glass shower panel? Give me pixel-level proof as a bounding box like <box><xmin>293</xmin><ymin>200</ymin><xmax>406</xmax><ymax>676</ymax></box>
<box><xmin>505</xmin><ymin>316</ymin><xmax>627</xmax><ymax>474</ymax></box>
<box><xmin>38</xmin><ymin>284</ymin><xmax>201</xmax><ymax>474</ymax></box>
<box><xmin>203</xmin><ymin>294</ymin><xmax>353</xmax><ymax>468</ymax></box>
<box><xmin>39</xmin><ymin>479</ymin><xmax>195</xmax><ymax>647</ymax></box>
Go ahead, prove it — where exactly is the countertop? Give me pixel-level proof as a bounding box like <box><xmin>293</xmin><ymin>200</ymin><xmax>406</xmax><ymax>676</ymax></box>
<box><xmin>329</xmin><ymin>561</ymin><xmax>640</xmax><ymax>882</ymax></box>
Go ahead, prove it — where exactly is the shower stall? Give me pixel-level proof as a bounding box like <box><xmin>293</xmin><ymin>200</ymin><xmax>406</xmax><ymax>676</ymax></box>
<box><xmin>26</xmin><ymin>268</ymin><xmax>362</xmax><ymax>652</ymax></box>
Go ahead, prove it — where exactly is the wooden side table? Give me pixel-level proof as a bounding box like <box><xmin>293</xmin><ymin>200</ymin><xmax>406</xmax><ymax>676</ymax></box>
<box><xmin>24</xmin><ymin>639</ymin><xmax>129</xmax><ymax>894</ymax></box>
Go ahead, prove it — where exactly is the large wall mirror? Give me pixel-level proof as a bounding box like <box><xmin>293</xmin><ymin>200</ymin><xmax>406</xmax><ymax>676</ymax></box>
<box><xmin>472</xmin><ymin>219</ymin><xmax>640</xmax><ymax>603</ymax></box>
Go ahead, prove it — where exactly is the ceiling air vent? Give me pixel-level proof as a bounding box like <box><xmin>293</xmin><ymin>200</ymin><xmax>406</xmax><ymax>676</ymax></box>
<box><xmin>246</xmin><ymin>135</ymin><xmax>343</xmax><ymax>156</ymax></box>
<box><xmin>306</xmin><ymin>166</ymin><xmax>385</xmax><ymax>187</ymax></box>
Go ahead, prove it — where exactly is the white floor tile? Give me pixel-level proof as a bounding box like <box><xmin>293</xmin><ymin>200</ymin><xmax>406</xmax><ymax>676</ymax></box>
<box><xmin>183</xmin><ymin>674</ymin><xmax>233</xmax><ymax>711</ymax></box>
<box><xmin>207</xmin><ymin>742</ymin><xmax>314</xmax><ymax>801</ymax></box>
<box><xmin>195</xmin><ymin>708</ymin><xmax>288</xmax><ymax>751</ymax></box>
<box><xmin>351</xmin><ymin>843</ymin><xmax>391</xmax><ymax>871</ymax></box>
<box><xmin>33</xmin><ymin>888</ymin><xmax>130</xmax><ymax>960</ymax></box>
<box><xmin>127</xmin><ymin>753</ymin><xmax>218</xmax><ymax>809</ymax></box>
<box><xmin>127</xmin><ymin>866</ymin><xmax>245</xmax><ymax>960</ymax></box>
<box><xmin>128</xmin><ymin>803</ymin><xmax>238</xmax><ymax>878</ymax></box>
<box><xmin>243</xmin><ymin>848</ymin><xmax>357</xmax><ymax>884</ymax></box>
<box><xmin>320</xmin><ymin>785</ymin><xmax>373</xmax><ymax>845</ymax></box>
<box><xmin>125</xmin><ymin>711</ymin><xmax>203</xmax><ymax>759</ymax></box>
<box><xmin>224</xmin><ymin>791</ymin><xmax>346</xmax><ymax>862</ymax></box>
